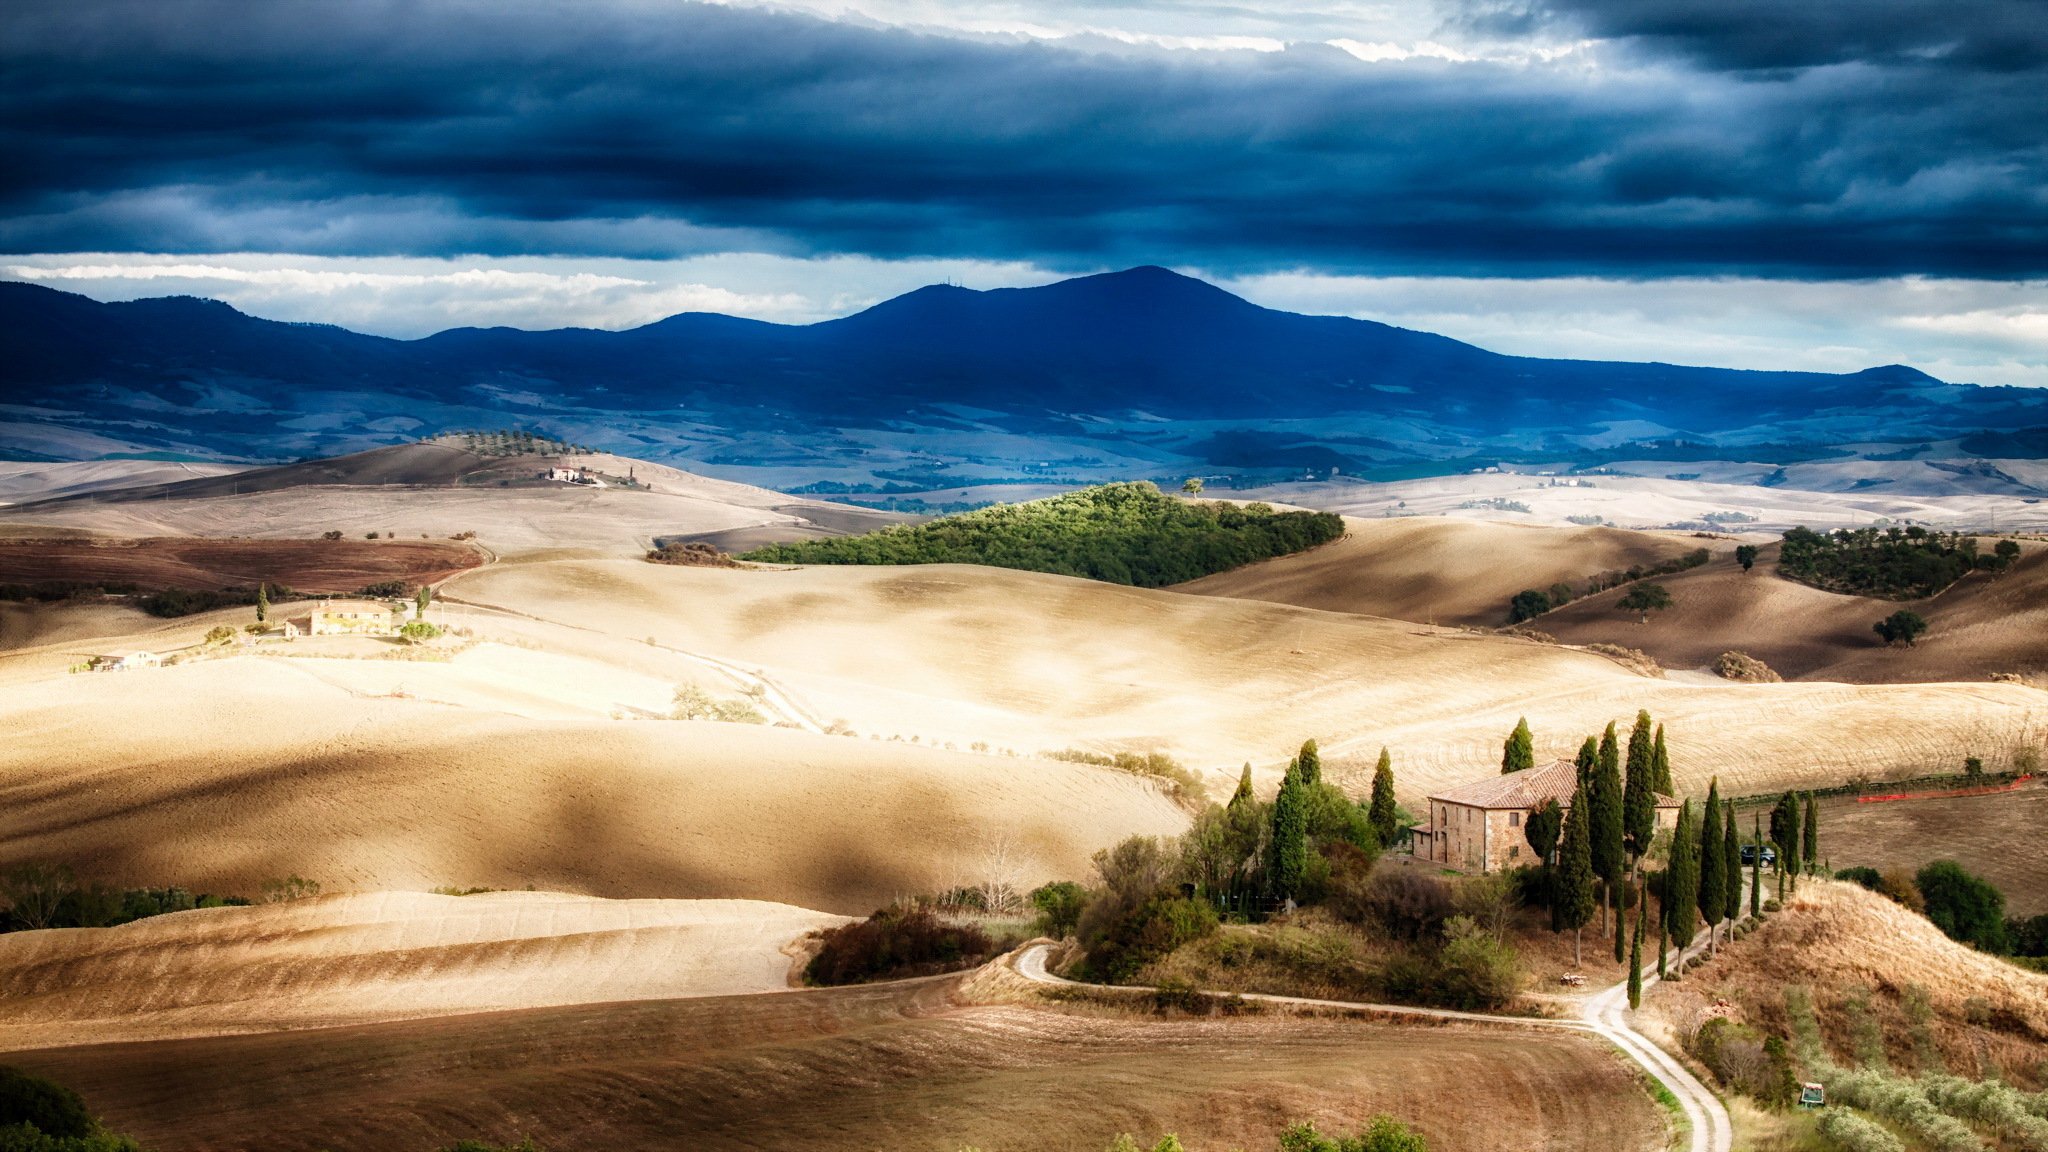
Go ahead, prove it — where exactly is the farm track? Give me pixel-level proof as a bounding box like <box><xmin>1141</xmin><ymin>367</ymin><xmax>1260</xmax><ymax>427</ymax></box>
<box><xmin>1014</xmin><ymin>924</ymin><xmax>1736</xmax><ymax>1152</ymax></box>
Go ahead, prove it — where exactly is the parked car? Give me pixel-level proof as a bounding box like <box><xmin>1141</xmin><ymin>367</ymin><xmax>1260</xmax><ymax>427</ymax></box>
<box><xmin>1740</xmin><ymin>844</ymin><xmax>1778</xmax><ymax>866</ymax></box>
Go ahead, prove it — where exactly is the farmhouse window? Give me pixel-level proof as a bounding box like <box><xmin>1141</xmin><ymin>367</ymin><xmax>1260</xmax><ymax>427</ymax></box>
<box><xmin>1509</xmin><ymin>812</ymin><xmax>1520</xmax><ymax>827</ymax></box>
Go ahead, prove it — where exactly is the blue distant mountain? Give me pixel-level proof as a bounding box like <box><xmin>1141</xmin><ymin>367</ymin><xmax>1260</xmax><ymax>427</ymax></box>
<box><xmin>2</xmin><ymin>266</ymin><xmax>2042</xmax><ymax>477</ymax></box>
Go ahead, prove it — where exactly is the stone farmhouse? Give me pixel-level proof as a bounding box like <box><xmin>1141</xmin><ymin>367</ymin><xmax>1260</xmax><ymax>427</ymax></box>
<box><xmin>1416</xmin><ymin>757</ymin><xmax>1681</xmax><ymax>873</ymax></box>
<box><xmin>305</xmin><ymin>598</ymin><xmax>398</xmax><ymax>636</ymax></box>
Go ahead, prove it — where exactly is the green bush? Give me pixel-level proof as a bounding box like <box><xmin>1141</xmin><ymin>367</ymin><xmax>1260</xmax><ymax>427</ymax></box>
<box><xmin>0</xmin><ymin>1070</ymin><xmax>90</xmax><ymax>1140</ymax></box>
<box><xmin>1084</xmin><ymin>894</ymin><xmax>1219</xmax><ymax>984</ymax></box>
<box><xmin>0</xmin><ymin>1127</ymin><xmax>145</xmax><ymax>1152</ymax></box>
<box><xmin>741</xmin><ymin>482</ymin><xmax>1345</xmax><ymax>588</ymax></box>
<box><xmin>1277</xmin><ymin>1116</ymin><xmax>1428</xmax><ymax>1152</ymax></box>
<box><xmin>1915</xmin><ymin>860</ymin><xmax>2009</xmax><ymax>953</ymax></box>
<box><xmin>1433</xmin><ymin>916</ymin><xmax>1519</xmax><ymax>1010</ymax></box>
<box><xmin>1028</xmin><ymin>881</ymin><xmax>1087</xmax><ymax>939</ymax></box>
<box><xmin>1816</xmin><ymin>1110</ymin><xmax>1905</xmax><ymax>1152</ymax></box>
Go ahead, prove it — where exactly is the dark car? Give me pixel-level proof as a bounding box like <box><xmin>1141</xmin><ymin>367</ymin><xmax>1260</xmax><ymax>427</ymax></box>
<box><xmin>1740</xmin><ymin>844</ymin><xmax>1778</xmax><ymax>866</ymax></box>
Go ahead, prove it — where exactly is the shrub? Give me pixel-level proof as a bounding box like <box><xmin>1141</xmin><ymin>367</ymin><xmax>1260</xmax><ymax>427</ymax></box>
<box><xmin>670</xmin><ymin>685</ymin><xmax>768</xmax><ymax>724</ymax></box>
<box><xmin>1916</xmin><ymin>860</ymin><xmax>2009</xmax><ymax>952</ymax></box>
<box><xmin>0</xmin><ymin>1068</ymin><xmax>90</xmax><ymax>1139</ymax></box>
<box><xmin>1825</xmin><ymin>1067</ymin><xmax>1979</xmax><ymax>1152</ymax></box>
<box><xmin>1434</xmin><ymin>915</ymin><xmax>1520</xmax><ymax>1009</ymax></box>
<box><xmin>644</xmin><ymin>541</ymin><xmax>736</xmax><ymax>567</ymax></box>
<box><xmin>1816</xmin><ymin>1109</ymin><xmax>1905</xmax><ymax>1152</ymax></box>
<box><xmin>1085</xmin><ymin>895</ymin><xmax>1219</xmax><ymax>983</ymax></box>
<box><xmin>259</xmin><ymin>875</ymin><xmax>321</xmax><ymax>904</ymax></box>
<box><xmin>804</xmin><ymin>906</ymin><xmax>995</xmax><ymax>985</ymax></box>
<box><xmin>1835</xmin><ymin>866</ymin><xmax>1883</xmax><ymax>891</ymax></box>
<box><xmin>1278</xmin><ymin>1116</ymin><xmax>1429</xmax><ymax>1152</ymax></box>
<box><xmin>1357</xmin><ymin>869</ymin><xmax>1452</xmax><ymax>940</ymax></box>
<box><xmin>1029</xmin><ymin>881</ymin><xmax>1087</xmax><ymax>939</ymax></box>
<box><xmin>1713</xmin><ymin>651</ymin><xmax>1781</xmax><ymax>683</ymax></box>
<box><xmin>397</xmin><ymin>620</ymin><xmax>442</xmax><ymax>644</ymax></box>
<box><xmin>321</xmin><ymin>530</ymin><xmax>343</xmax><ymax>541</ymax></box>
<box><xmin>1877</xmin><ymin>869</ymin><xmax>1925</xmax><ymax>913</ymax></box>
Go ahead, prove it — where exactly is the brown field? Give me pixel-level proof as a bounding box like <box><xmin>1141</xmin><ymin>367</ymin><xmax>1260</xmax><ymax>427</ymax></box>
<box><xmin>1538</xmin><ymin>541</ymin><xmax>2048</xmax><ymax>683</ymax></box>
<box><xmin>1777</xmin><ymin>782</ymin><xmax>2048</xmax><ymax>914</ymax></box>
<box><xmin>0</xmin><ymin>534</ymin><xmax>482</xmax><ymax>592</ymax></box>
<box><xmin>1643</xmin><ymin>880</ymin><xmax>2048</xmax><ymax>1084</ymax></box>
<box><xmin>442</xmin><ymin>556</ymin><xmax>2048</xmax><ymax>803</ymax></box>
<box><xmin>0</xmin><ymin>445</ymin><xmax>906</xmax><ymax>557</ymax></box>
<box><xmin>0</xmin><ymin>892</ymin><xmax>845</xmax><ymax>1050</ymax></box>
<box><xmin>0</xmin><ymin>658</ymin><xmax>1188</xmax><ymax>915</ymax></box>
<box><xmin>1176</xmin><ymin>516</ymin><xmax>1706</xmax><ymax>627</ymax></box>
<box><xmin>14</xmin><ymin>972</ymin><xmax>1665</xmax><ymax>1152</ymax></box>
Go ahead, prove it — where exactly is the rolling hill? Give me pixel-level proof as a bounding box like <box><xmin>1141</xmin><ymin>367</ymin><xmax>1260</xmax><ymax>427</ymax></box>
<box><xmin>1536</xmin><ymin>540</ymin><xmax>2048</xmax><ymax>682</ymax></box>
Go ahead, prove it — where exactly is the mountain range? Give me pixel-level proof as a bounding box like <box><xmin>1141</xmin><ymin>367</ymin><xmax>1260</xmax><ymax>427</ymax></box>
<box><xmin>3</xmin><ymin>266</ymin><xmax>2045</xmax><ymax>486</ymax></box>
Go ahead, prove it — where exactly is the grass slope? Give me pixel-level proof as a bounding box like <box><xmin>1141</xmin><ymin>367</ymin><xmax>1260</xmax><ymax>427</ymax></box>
<box><xmin>743</xmin><ymin>483</ymin><xmax>1344</xmax><ymax>587</ymax></box>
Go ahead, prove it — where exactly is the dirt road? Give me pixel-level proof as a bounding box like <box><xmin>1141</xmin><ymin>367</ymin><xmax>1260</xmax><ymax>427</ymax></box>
<box><xmin>1014</xmin><ymin>940</ymin><xmax>1733</xmax><ymax>1152</ymax></box>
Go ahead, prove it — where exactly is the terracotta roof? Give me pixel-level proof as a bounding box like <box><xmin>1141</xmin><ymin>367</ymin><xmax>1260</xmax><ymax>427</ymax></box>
<box><xmin>1428</xmin><ymin>758</ymin><xmax>1680</xmax><ymax>810</ymax></box>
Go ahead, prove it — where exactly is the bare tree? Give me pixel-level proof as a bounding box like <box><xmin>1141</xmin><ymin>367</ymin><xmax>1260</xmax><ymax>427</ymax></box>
<box><xmin>1</xmin><ymin>862</ymin><xmax>77</xmax><ymax>929</ymax></box>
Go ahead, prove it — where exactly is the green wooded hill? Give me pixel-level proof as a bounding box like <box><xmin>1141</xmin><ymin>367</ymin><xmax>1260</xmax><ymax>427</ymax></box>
<box><xmin>1777</xmin><ymin>525</ymin><xmax>1994</xmax><ymax>599</ymax></box>
<box><xmin>741</xmin><ymin>482</ymin><xmax>1344</xmax><ymax>586</ymax></box>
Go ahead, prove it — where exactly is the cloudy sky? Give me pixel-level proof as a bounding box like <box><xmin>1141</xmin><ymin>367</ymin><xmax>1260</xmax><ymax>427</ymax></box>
<box><xmin>3</xmin><ymin>0</ymin><xmax>2043</xmax><ymax>384</ymax></box>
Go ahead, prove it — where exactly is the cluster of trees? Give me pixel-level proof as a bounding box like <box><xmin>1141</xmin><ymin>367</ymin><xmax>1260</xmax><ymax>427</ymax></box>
<box><xmin>1505</xmin><ymin>548</ymin><xmax>1707</xmax><ymax>623</ymax></box>
<box><xmin>445</xmin><ymin>429</ymin><xmax>586</xmax><ymax>457</ymax></box>
<box><xmin>0</xmin><ymin>863</ymin><xmax>323</xmax><ymax>933</ymax></box>
<box><xmin>1046</xmin><ymin>749</ymin><xmax>1206</xmax><ymax>806</ymax></box>
<box><xmin>741</xmin><ymin>483</ymin><xmax>1345</xmax><ymax>588</ymax></box>
<box><xmin>0</xmin><ymin>580</ymin><xmax>140</xmax><ymax>603</ymax></box>
<box><xmin>1778</xmin><ymin>526</ymin><xmax>2018</xmax><ymax>599</ymax></box>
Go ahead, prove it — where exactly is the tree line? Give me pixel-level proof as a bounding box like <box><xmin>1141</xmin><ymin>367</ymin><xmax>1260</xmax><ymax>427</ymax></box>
<box><xmin>1778</xmin><ymin>525</ymin><xmax>2018</xmax><ymax>600</ymax></box>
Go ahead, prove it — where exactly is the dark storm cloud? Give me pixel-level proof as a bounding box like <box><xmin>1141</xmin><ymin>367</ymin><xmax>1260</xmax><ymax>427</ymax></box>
<box><xmin>1</xmin><ymin>0</ymin><xmax>2042</xmax><ymax>277</ymax></box>
<box><xmin>1525</xmin><ymin>0</ymin><xmax>2048</xmax><ymax>71</ymax></box>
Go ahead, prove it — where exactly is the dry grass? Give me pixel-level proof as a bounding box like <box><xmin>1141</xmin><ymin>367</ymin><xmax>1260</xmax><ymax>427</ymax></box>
<box><xmin>443</xmin><ymin>556</ymin><xmax>2048</xmax><ymax>805</ymax></box>
<box><xmin>1643</xmin><ymin>880</ymin><xmax>2048</xmax><ymax>1085</ymax></box>
<box><xmin>0</xmin><ymin>891</ymin><xmax>846</xmax><ymax>1050</ymax></box>
<box><xmin>9</xmin><ymin>972</ymin><xmax>1667</xmax><ymax>1152</ymax></box>
<box><xmin>0</xmin><ymin>659</ymin><xmax>1189</xmax><ymax>916</ymax></box>
<box><xmin>1176</xmin><ymin>515</ymin><xmax>1700</xmax><ymax>627</ymax></box>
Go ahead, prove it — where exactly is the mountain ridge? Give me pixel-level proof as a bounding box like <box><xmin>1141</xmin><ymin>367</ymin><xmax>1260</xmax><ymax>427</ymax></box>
<box><xmin>0</xmin><ymin>269</ymin><xmax>2039</xmax><ymax>475</ymax></box>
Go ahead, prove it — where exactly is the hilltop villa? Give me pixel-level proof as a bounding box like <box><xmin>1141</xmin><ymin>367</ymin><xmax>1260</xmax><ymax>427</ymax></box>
<box><xmin>305</xmin><ymin>599</ymin><xmax>397</xmax><ymax>636</ymax></box>
<box><xmin>1417</xmin><ymin>758</ymin><xmax>1681</xmax><ymax>873</ymax></box>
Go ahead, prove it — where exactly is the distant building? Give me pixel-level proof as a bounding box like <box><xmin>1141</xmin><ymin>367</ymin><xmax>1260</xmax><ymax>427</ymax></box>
<box><xmin>544</xmin><ymin>466</ymin><xmax>586</xmax><ymax>483</ymax></box>
<box><xmin>307</xmin><ymin>599</ymin><xmax>396</xmax><ymax>636</ymax></box>
<box><xmin>108</xmin><ymin>651</ymin><xmax>160</xmax><ymax>670</ymax></box>
<box><xmin>1415</xmin><ymin>758</ymin><xmax>1681</xmax><ymax>873</ymax></box>
<box><xmin>281</xmin><ymin>621</ymin><xmax>300</xmax><ymax>641</ymax></box>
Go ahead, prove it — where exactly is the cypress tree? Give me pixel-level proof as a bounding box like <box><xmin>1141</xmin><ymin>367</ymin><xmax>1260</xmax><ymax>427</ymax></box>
<box><xmin>1555</xmin><ymin>778</ymin><xmax>1597</xmax><ymax>967</ymax></box>
<box><xmin>1590</xmin><ymin>722</ymin><xmax>1625</xmax><ymax>936</ymax></box>
<box><xmin>1651</xmin><ymin>723</ymin><xmax>1673</xmax><ymax>793</ymax></box>
<box><xmin>1367</xmin><ymin>748</ymin><xmax>1399</xmax><ymax>848</ymax></box>
<box><xmin>1628</xmin><ymin>871</ymin><xmax>1645</xmax><ymax>1009</ymax></box>
<box><xmin>1723</xmin><ymin>799</ymin><xmax>1742</xmax><ymax>924</ymax></box>
<box><xmin>1296</xmin><ymin>739</ymin><xmax>1321</xmax><ymax>787</ymax></box>
<box><xmin>1769</xmin><ymin>791</ymin><xmax>1798</xmax><ymax>888</ymax></box>
<box><xmin>1750</xmin><ymin>815</ymin><xmax>1763</xmax><ymax>917</ymax></box>
<box><xmin>1657</xmin><ymin>879</ymin><xmax>1669</xmax><ymax>979</ymax></box>
<box><xmin>1502</xmin><ymin>717</ymin><xmax>1535</xmax><ymax>774</ymax></box>
<box><xmin>1614</xmin><ymin>879</ymin><xmax>1627</xmax><ymax>963</ymax></box>
<box><xmin>1230</xmin><ymin>763</ymin><xmax>1254</xmax><ymax>809</ymax></box>
<box><xmin>256</xmin><ymin>582</ymin><xmax>269</xmax><ymax>624</ymax></box>
<box><xmin>1269</xmin><ymin>763</ymin><xmax>1308</xmax><ymax>899</ymax></box>
<box><xmin>1574</xmin><ymin>735</ymin><xmax>1598</xmax><ymax>783</ymax></box>
<box><xmin>1699</xmin><ymin>780</ymin><xmax>1726</xmax><ymax>955</ymax></box>
<box><xmin>1802</xmin><ymin>792</ymin><xmax>1818</xmax><ymax>872</ymax></box>
<box><xmin>1666</xmin><ymin>800</ymin><xmax>1700</xmax><ymax>977</ymax></box>
<box><xmin>1622</xmin><ymin>712</ymin><xmax>1657</xmax><ymax>867</ymax></box>
<box><xmin>416</xmin><ymin>584</ymin><xmax>433</xmax><ymax>620</ymax></box>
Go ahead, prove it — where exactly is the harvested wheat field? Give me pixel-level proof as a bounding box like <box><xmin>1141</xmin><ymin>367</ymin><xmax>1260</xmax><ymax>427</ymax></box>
<box><xmin>1644</xmin><ymin>880</ymin><xmax>2048</xmax><ymax>1083</ymax></box>
<box><xmin>0</xmin><ymin>534</ymin><xmax>482</xmax><ymax>592</ymax></box>
<box><xmin>0</xmin><ymin>659</ymin><xmax>1187</xmax><ymax>914</ymax></box>
<box><xmin>1176</xmin><ymin>516</ymin><xmax>1706</xmax><ymax>627</ymax></box>
<box><xmin>1539</xmin><ymin>541</ymin><xmax>2048</xmax><ymax>683</ymax></box>
<box><xmin>0</xmin><ymin>445</ymin><xmax>903</xmax><ymax>556</ymax></box>
<box><xmin>11</xmin><ymin>972</ymin><xmax>1666</xmax><ymax>1152</ymax></box>
<box><xmin>1791</xmin><ymin>783</ymin><xmax>2048</xmax><ymax>914</ymax></box>
<box><xmin>0</xmin><ymin>892</ymin><xmax>843</xmax><ymax>1050</ymax></box>
<box><xmin>443</xmin><ymin>556</ymin><xmax>2048</xmax><ymax>802</ymax></box>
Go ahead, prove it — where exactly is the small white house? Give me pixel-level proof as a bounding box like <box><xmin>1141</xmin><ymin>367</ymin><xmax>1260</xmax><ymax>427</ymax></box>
<box><xmin>281</xmin><ymin>621</ymin><xmax>300</xmax><ymax>641</ymax></box>
<box><xmin>111</xmin><ymin>651</ymin><xmax>160</xmax><ymax>670</ymax></box>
